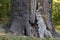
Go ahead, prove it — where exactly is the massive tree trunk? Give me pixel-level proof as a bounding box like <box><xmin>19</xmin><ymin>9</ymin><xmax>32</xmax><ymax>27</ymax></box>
<box><xmin>3</xmin><ymin>0</ymin><xmax>60</xmax><ymax>38</ymax></box>
<box><xmin>3</xmin><ymin>0</ymin><xmax>34</xmax><ymax>36</ymax></box>
<box><xmin>10</xmin><ymin>0</ymin><xmax>34</xmax><ymax>36</ymax></box>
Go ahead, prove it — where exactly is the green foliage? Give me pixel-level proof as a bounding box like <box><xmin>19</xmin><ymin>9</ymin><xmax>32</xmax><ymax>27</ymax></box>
<box><xmin>52</xmin><ymin>0</ymin><xmax>60</xmax><ymax>25</ymax></box>
<box><xmin>52</xmin><ymin>0</ymin><xmax>60</xmax><ymax>21</ymax></box>
<box><xmin>0</xmin><ymin>0</ymin><xmax>11</xmax><ymax>3</ymax></box>
<box><xmin>0</xmin><ymin>0</ymin><xmax>11</xmax><ymax>24</ymax></box>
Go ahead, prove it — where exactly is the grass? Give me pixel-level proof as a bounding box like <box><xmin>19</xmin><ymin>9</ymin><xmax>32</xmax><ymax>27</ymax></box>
<box><xmin>0</xmin><ymin>35</ymin><xmax>60</xmax><ymax>40</ymax></box>
<box><xmin>0</xmin><ymin>35</ymin><xmax>41</xmax><ymax>40</ymax></box>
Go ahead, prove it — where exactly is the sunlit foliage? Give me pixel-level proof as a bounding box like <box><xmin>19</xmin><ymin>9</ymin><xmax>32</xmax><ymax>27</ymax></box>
<box><xmin>52</xmin><ymin>0</ymin><xmax>60</xmax><ymax>24</ymax></box>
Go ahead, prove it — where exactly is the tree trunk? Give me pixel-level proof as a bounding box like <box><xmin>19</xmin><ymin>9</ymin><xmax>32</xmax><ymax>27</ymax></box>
<box><xmin>43</xmin><ymin>0</ymin><xmax>60</xmax><ymax>38</ymax></box>
<box><xmin>29</xmin><ymin>0</ymin><xmax>37</xmax><ymax>23</ymax></box>
<box><xmin>36</xmin><ymin>0</ymin><xmax>53</xmax><ymax>38</ymax></box>
<box><xmin>3</xmin><ymin>0</ymin><xmax>60</xmax><ymax>38</ymax></box>
<box><xmin>3</xmin><ymin>0</ymin><xmax>34</xmax><ymax>36</ymax></box>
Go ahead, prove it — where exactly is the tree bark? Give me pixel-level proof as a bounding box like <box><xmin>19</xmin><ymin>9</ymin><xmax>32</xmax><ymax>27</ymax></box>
<box><xmin>29</xmin><ymin>0</ymin><xmax>37</xmax><ymax>23</ymax></box>
<box><xmin>36</xmin><ymin>0</ymin><xmax>53</xmax><ymax>38</ymax></box>
<box><xmin>3</xmin><ymin>0</ymin><xmax>34</xmax><ymax>36</ymax></box>
<box><xmin>3</xmin><ymin>0</ymin><xmax>60</xmax><ymax>38</ymax></box>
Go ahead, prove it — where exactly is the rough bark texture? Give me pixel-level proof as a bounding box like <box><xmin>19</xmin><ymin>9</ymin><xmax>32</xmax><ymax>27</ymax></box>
<box><xmin>29</xmin><ymin>0</ymin><xmax>38</xmax><ymax>37</ymax></box>
<box><xmin>3</xmin><ymin>0</ymin><xmax>60</xmax><ymax>38</ymax></box>
<box><xmin>3</xmin><ymin>0</ymin><xmax>35</xmax><ymax>36</ymax></box>
<box><xmin>29</xmin><ymin>0</ymin><xmax>37</xmax><ymax>23</ymax></box>
<box><xmin>43</xmin><ymin>0</ymin><xmax>53</xmax><ymax>30</ymax></box>
<box><xmin>36</xmin><ymin>0</ymin><xmax>53</xmax><ymax>38</ymax></box>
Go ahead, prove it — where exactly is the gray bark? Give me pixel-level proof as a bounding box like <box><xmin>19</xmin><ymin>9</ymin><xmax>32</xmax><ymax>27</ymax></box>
<box><xmin>3</xmin><ymin>0</ymin><xmax>58</xmax><ymax>38</ymax></box>
<box><xmin>29</xmin><ymin>0</ymin><xmax>37</xmax><ymax>23</ymax></box>
<box><xmin>5</xmin><ymin>0</ymin><xmax>33</xmax><ymax>36</ymax></box>
<box><xmin>43</xmin><ymin>0</ymin><xmax>52</xmax><ymax>30</ymax></box>
<box><xmin>29</xmin><ymin>0</ymin><xmax>38</xmax><ymax>37</ymax></box>
<box><xmin>43</xmin><ymin>0</ymin><xmax>60</xmax><ymax>38</ymax></box>
<box><xmin>36</xmin><ymin>9</ymin><xmax>52</xmax><ymax>38</ymax></box>
<box><xmin>36</xmin><ymin>0</ymin><xmax>53</xmax><ymax>38</ymax></box>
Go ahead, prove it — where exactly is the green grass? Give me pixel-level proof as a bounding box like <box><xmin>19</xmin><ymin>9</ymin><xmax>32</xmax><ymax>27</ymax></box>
<box><xmin>0</xmin><ymin>35</ymin><xmax>41</xmax><ymax>40</ymax></box>
<box><xmin>0</xmin><ymin>35</ymin><xmax>60</xmax><ymax>40</ymax></box>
